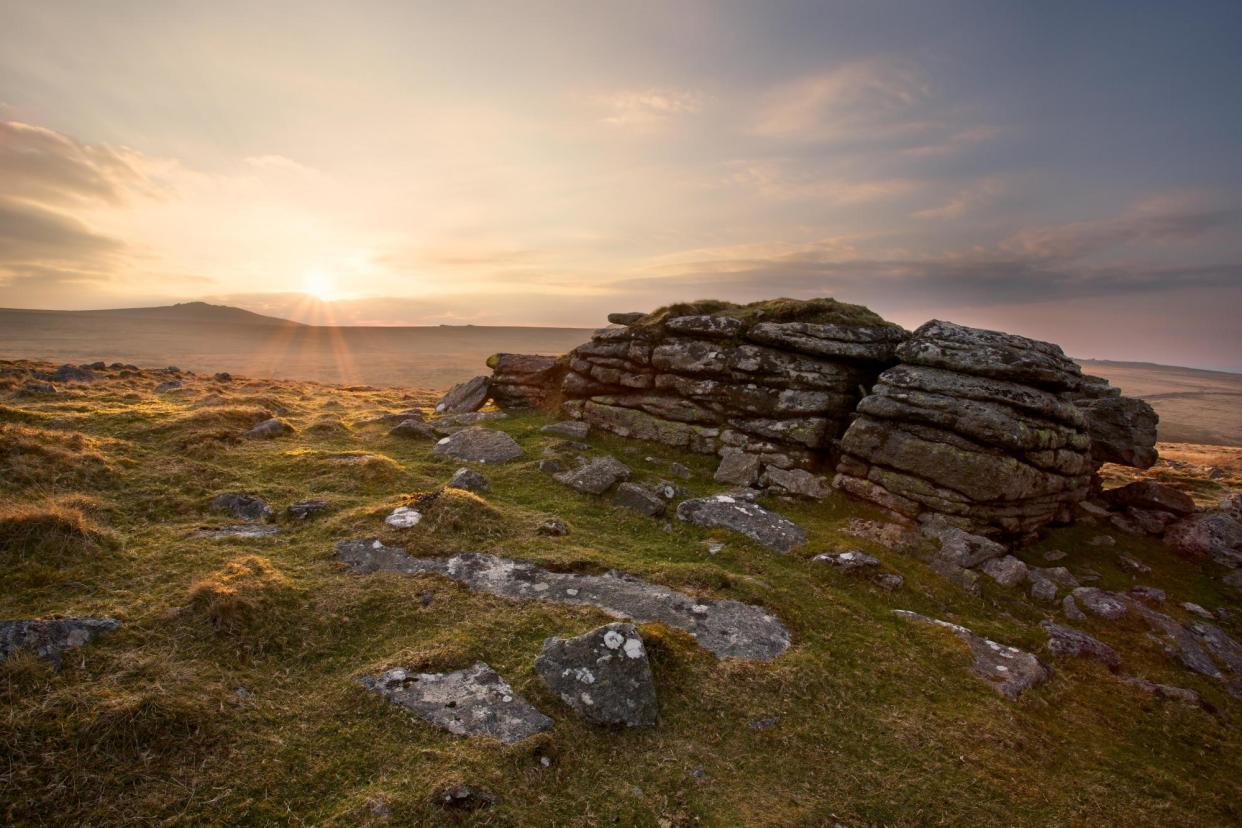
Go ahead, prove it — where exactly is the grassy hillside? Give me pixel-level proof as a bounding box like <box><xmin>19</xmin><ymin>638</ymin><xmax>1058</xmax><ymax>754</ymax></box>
<box><xmin>1</xmin><ymin>360</ymin><xmax>1241</xmax><ymax>826</ymax></box>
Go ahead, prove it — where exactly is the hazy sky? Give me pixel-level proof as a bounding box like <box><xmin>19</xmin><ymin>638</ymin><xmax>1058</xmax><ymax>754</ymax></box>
<box><xmin>2</xmin><ymin>1</ymin><xmax>1240</xmax><ymax>369</ymax></box>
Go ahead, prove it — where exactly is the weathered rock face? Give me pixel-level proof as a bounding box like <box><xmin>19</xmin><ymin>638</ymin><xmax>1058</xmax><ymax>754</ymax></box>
<box><xmin>1075</xmin><ymin>395</ymin><xmax>1159</xmax><ymax>469</ymax></box>
<box><xmin>432</xmin><ymin>427</ymin><xmax>524</xmax><ymax>464</ymax></box>
<box><xmin>534</xmin><ymin>622</ymin><xmax>658</xmax><ymax>727</ymax></box>
<box><xmin>486</xmin><ymin>353</ymin><xmax>566</xmax><ymax>410</ymax></box>
<box><xmin>676</xmin><ymin>493</ymin><xmax>808</xmax><ymax>553</ymax></box>
<box><xmin>435</xmin><ymin>376</ymin><xmax>491</xmax><ymax>415</ymax></box>
<box><xmin>834</xmin><ymin>321</ymin><xmax>1098</xmax><ymax>539</ymax></box>
<box><xmin>491</xmin><ymin>298</ymin><xmax>907</xmax><ymax>483</ymax></box>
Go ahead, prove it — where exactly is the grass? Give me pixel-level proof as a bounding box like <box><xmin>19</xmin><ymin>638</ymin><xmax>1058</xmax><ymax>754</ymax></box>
<box><xmin>0</xmin><ymin>358</ymin><xmax>1239</xmax><ymax>826</ymax></box>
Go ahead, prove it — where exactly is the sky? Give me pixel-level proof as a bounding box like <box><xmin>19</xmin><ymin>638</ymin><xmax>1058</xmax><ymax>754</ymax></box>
<box><xmin>1</xmin><ymin>1</ymin><xmax>1241</xmax><ymax>370</ymax></box>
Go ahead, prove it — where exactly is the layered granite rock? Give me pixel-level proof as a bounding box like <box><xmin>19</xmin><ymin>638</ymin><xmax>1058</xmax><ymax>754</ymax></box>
<box><xmin>834</xmin><ymin>321</ymin><xmax>1101</xmax><ymax>539</ymax></box>
<box><xmin>486</xmin><ymin>353</ymin><xmax>566</xmax><ymax>410</ymax></box>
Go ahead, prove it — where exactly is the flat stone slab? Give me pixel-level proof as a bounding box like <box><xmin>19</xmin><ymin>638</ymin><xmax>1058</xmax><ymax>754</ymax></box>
<box><xmin>432</xmin><ymin>427</ymin><xmax>524</xmax><ymax>463</ymax></box>
<box><xmin>895</xmin><ymin>610</ymin><xmax>1050</xmax><ymax>699</ymax></box>
<box><xmin>535</xmin><ymin>622</ymin><xmax>658</xmax><ymax>726</ymax></box>
<box><xmin>676</xmin><ymin>494</ymin><xmax>807</xmax><ymax>553</ymax></box>
<box><xmin>337</xmin><ymin>541</ymin><xmax>791</xmax><ymax>661</ymax></box>
<box><xmin>359</xmin><ymin>661</ymin><xmax>552</xmax><ymax>744</ymax></box>
<box><xmin>435</xmin><ymin>376</ymin><xmax>491</xmax><ymax>415</ymax></box>
<box><xmin>0</xmin><ymin>617</ymin><xmax>121</xmax><ymax>668</ymax></box>
<box><xmin>1040</xmin><ymin>621</ymin><xmax>1120</xmax><ymax>671</ymax></box>
<box><xmin>554</xmin><ymin>456</ymin><xmax>631</xmax><ymax>495</ymax></box>
<box><xmin>210</xmin><ymin>492</ymin><xmax>272</xmax><ymax>521</ymax></box>
<box><xmin>195</xmin><ymin>524</ymin><xmax>280</xmax><ymax>539</ymax></box>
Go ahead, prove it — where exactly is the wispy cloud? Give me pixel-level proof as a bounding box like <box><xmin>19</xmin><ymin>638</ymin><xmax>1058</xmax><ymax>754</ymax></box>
<box><xmin>596</xmin><ymin>88</ymin><xmax>704</xmax><ymax>129</ymax></box>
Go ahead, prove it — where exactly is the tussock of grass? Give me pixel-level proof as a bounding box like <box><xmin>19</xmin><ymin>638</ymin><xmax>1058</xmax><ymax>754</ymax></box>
<box><xmin>404</xmin><ymin>487</ymin><xmax>507</xmax><ymax>542</ymax></box>
<box><xmin>0</xmin><ymin>423</ymin><xmax>114</xmax><ymax>490</ymax></box>
<box><xmin>306</xmin><ymin>415</ymin><xmax>350</xmax><ymax>436</ymax></box>
<box><xmin>185</xmin><ymin>555</ymin><xmax>301</xmax><ymax>646</ymax></box>
<box><xmin>0</xmin><ymin>499</ymin><xmax>115</xmax><ymax>560</ymax></box>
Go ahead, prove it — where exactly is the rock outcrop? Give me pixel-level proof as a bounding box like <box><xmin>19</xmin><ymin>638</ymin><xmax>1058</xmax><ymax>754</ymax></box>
<box><xmin>834</xmin><ymin>320</ymin><xmax>1100</xmax><ymax>539</ymax></box>
<box><xmin>486</xmin><ymin>353</ymin><xmax>566</xmax><ymax>410</ymax></box>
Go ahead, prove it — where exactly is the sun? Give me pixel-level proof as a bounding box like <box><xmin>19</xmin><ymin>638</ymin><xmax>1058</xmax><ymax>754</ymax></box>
<box><xmin>303</xmin><ymin>269</ymin><xmax>337</xmax><ymax>302</ymax></box>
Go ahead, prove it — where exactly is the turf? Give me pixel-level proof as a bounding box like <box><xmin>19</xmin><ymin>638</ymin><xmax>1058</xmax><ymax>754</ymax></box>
<box><xmin>1</xmin><ymin>359</ymin><xmax>1239</xmax><ymax>826</ymax></box>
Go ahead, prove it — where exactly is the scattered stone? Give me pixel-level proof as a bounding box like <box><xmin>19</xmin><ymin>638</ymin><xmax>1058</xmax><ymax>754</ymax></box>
<box><xmin>432</xmin><ymin>427</ymin><xmax>524</xmax><ymax>464</ymax></box>
<box><xmin>554</xmin><ymin>455</ymin><xmax>631</xmax><ymax>495</ymax></box>
<box><xmin>287</xmin><ymin>499</ymin><xmax>329</xmax><ymax>520</ymax></box>
<box><xmin>921</xmin><ymin>518</ymin><xmax>1007</xmax><ymax>568</ymax></box>
<box><xmin>873</xmin><ymin>572</ymin><xmax>905</xmax><ymax>590</ymax></box>
<box><xmin>1040</xmin><ymin>621</ymin><xmax>1120</xmax><ymax>671</ymax></box>
<box><xmin>195</xmin><ymin>525</ymin><xmax>280</xmax><ymax>539</ymax></box>
<box><xmin>760</xmin><ymin>466</ymin><xmax>831</xmax><ymax>499</ymax></box>
<box><xmin>21</xmin><ymin>380</ymin><xmax>56</xmax><ymax>394</ymax></box>
<box><xmin>1029</xmin><ymin>573</ymin><xmax>1058</xmax><ymax>603</ymax></box>
<box><xmin>1087</xmin><ymin>535</ymin><xmax>1115</xmax><ymax>547</ymax></box>
<box><xmin>435</xmin><ymin>376</ymin><xmax>491</xmax><ymax>414</ymax></box>
<box><xmin>214</xmin><ymin>372</ymin><xmax>232</xmax><ymax>382</ymax></box>
<box><xmin>430</xmin><ymin>411</ymin><xmax>510</xmax><ymax>433</ymax></box>
<box><xmin>338</xmin><ymin>542</ymin><xmax>791</xmax><ymax>661</ymax></box>
<box><xmin>1221</xmin><ymin>492</ymin><xmax>1242</xmax><ymax>521</ymax></box>
<box><xmin>813</xmin><ymin>549</ymin><xmax>881</xmax><ymax>571</ymax></box>
<box><xmin>433</xmin><ymin>785</ymin><xmax>497</xmax><ymax>812</ymax></box>
<box><xmin>245</xmin><ymin>417</ymin><xmax>294</xmax><ymax>439</ymax></box>
<box><xmin>981</xmin><ymin>555</ymin><xmax>1029</xmax><ymax>588</ymax></box>
<box><xmin>385</xmin><ymin>506</ymin><xmax>422</xmax><ymax>529</ymax></box>
<box><xmin>1182</xmin><ymin>602</ymin><xmax>1216</xmax><ymax>620</ymax></box>
<box><xmin>538</xmin><ymin>518</ymin><xmax>569</xmax><ymax>537</ymax></box>
<box><xmin>448</xmin><ymin>467</ymin><xmax>490</xmax><ymax>494</ymax></box>
<box><xmin>359</xmin><ymin>662</ymin><xmax>552</xmax><ymax>744</ymax></box>
<box><xmin>704</xmin><ymin>541</ymin><xmax>724</xmax><ymax>555</ymax></box>
<box><xmin>1071</xmin><ymin>588</ymin><xmax>1129</xmax><ymax>620</ymax></box>
<box><xmin>1188</xmin><ymin>621</ymin><xmax>1242</xmax><ymax>674</ymax></box>
<box><xmin>538</xmin><ymin>458</ymin><xmax>567</xmax><ymax>474</ymax></box>
<box><xmin>1121</xmin><ymin>676</ymin><xmax>1209</xmax><ymax>711</ymax></box>
<box><xmin>210</xmin><ymin>492</ymin><xmax>272</xmax><ymax>521</ymax></box>
<box><xmin>1131</xmin><ymin>604</ymin><xmax>1221</xmax><ymax>678</ymax></box>
<box><xmin>390</xmin><ymin>418</ymin><xmax>438</xmax><ymax>439</ymax></box>
<box><xmin>894</xmin><ymin>610</ymin><xmax>1050</xmax><ymax>699</ymax></box>
<box><xmin>155</xmin><ymin>380</ymin><xmax>183</xmax><ymax>392</ymax></box>
<box><xmin>534</xmin><ymin>622</ymin><xmax>658</xmax><ymax>727</ymax></box>
<box><xmin>1128</xmin><ymin>585</ymin><xmax>1166</xmax><ymax>605</ymax></box>
<box><xmin>749</xmin><ymin>715</ymin><xmax>780</xmax><ymax>730</ymax></box>
<box><xmin>0</xmin><ymin>617</ymin><xmax>121</xmax><ymax>668</ymax></box>
<box><xmin>714</xmin><ymin>452</ymin><xmax>761</xmax><ymax>487</ymax></box>
<box><xmin>676</xmin><ymin>494</ymin><xmax>807</xmax><ymax>553</ymax></box>
<box><xmin>1117</xmin><ymin>555</ymin><xmax>1151</xmax><ymax>574</ymax></box>
<box><xmin>1062</xmin><ymin>594</ymin><xmax>1087</xmax><ymax>622</ymax></box>
<box><xmin>1101</xmin><ymin>481</ymin><xmax>1195</xmax><ymax>518</ymax></box>
<box><xmin>1164</xmin><ymin>512</ymin><xmax>1242</xmax><ymax>568</ymax></box>
<box><xmin>613</xmin><ymin>482</ymin><xmax>666</xmax><ymax>517</ymax></box>
<box><xmin>1043</xmin><ymin>548</ymin><xmax>1067</xmax><ymax>562</ymax></box>
<box><xmin>542</xmin><ymin>421</ymin><xmax>590</xmax><ymax>440</ymax></box>
<box><xmin>1034</xmin><ymin>566</ymin><xmax>1079</xmax><ymax>589</ymax></box>
<box><xmin>930</xmin><ymin>558</ymin><xmax>982</xmax><ymax>595</ymax></box>
<box><xmin>667</xmin><ymin>462</ymin><xmax>693</xmax><ymax>480</ymax></box>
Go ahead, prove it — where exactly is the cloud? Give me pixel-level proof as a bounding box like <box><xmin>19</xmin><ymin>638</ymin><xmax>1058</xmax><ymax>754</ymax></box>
<box><xmin>727</xmin><ymin>159</ymin><xmax>918</xmax><ymax>204</ymax></box>
<box><xmin>0</xmin><ymin>120</ymin><xmax>153</xmax><ymax>206</ymax></box>
<box><xmin>914</xmin><ymin>176</ymin><xmax>1008</xmax><ymax>220</ymax></box>
<box><xmin>596</xmin><ymin>88</ymin><xmax>703</xmax><ymax>128</ymax></box>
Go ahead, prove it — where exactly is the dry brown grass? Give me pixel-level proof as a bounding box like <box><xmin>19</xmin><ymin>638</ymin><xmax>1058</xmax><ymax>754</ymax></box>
<box><xmin>185</xmin><ymin>555</ymin><xmax>300</xmax><ymax>642</ymax></box>
<box><xmin>0</xmin><ymin>423</ymin><xmax>115</xmax><ymax>490</ymax></box>
<box><xmin>0</xmin><ymin>498</ymin><xmax>115</xmax><ymax>561</ymax></box>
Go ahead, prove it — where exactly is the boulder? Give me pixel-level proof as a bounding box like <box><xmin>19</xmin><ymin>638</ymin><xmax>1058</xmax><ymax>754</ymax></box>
<box><xmin>613</xmin><ymin>482</ymin><xmax>666</xmax><ymax>517</ymax></box>
<box><xmin>432</xmin><ymin>427</ymin><xmax>524</xmax><ymax>464</ymax></box>
<box><xmin>1101</xmin><ymin>481</ymin><xmax>1195</xmax><ymax>517</ymax></box>
<box><xmin>981</xmin><ymin>555</ymin><xmax>1029</xmax><ymax>588</ymax></box>
<box><xmin>676</xmin><ymin>494</ymin><xmax>807</xmax><ymax>553</ymax></box>
<box><xmin>210</xmin><ymin>492</ymin><xmax>272</xmax><ymax>521</ymax></box>
<box><xmin>534</xmin><ymin>622</ymin><xmax>658</xmax><ymax>727</ymax></box>
<box><xmin>714</xmin><ymin>451</ymin><xmax>761</xmax><ymax>487</ymax></box>
<box><xmin>448</xmin><ymin>467</ymin><xmax>490</xmax><ymax>494</ymax></box>
<box><xmin>760</xmin><ymin>466</ymin><xmax>831</xmax><ymax>499</ymax></box>
<box><xmin>1071</xmin><ymin>588</ymin><xmax>1129</xmax><ymax>620</ymax></box>
<box><xmin>1075</xmin><ymin>395</ymin><xmax>1159</xmax><ymax>468</ymax></box>
<box><xmin>1040</xmin><ymin>621</ymin><xmax>1120</xmax><ymax>671</ymax></box>
<box><xmin>542</xmin><ymin>420</ymin><xmax>589</xmax><ymax>440</ymax></box>
<box><xmin>554</xmin><ymin>456</ymin><xmax>631</xmax><ymax>495</ymax></box>
<box><xmin>245</xmin><ymin>417</ymin><xmax>294</xmax><ymax>439</ymax></box>
<box><xmin>1164</xmin><ymin>512</ymin><xmax>1242</xmax><ymax>567</ymax></box>
<box><xmin>0</xmin><ymin>617</ymin><xmax>121</xmax><ymax>668</ymax></box>
<box><xmin>435</xmin><ymin>376</ymin><xmax>491</xmax><ymax>415</ymax></box>
<box><xmin>607</xmin><ymin>312</ymin><xmax>645</xmax><ymax>326</ymax></box>
<box><xmin>487</xmin><ymin>353</ymin><xmax>566</xmax><ymax>410</ymax></box>
<box><xmin>390</xmin><ymin>418</ymin><xmax>439</xmax><ymax>440</ymax></box>
<box><xmin>921</xmin><ymin>518</ymin><xmax>1007</xmax><ymax>568</ymax></box>
<box><xmin>1221</xmin><ymin>492</ymin><xmax>1242</xmax><ymax>521</ymax></box>
<box><xmin>359</xmin><ymin>662</ymin><xmax>552</xmax><ymax>744</ymax></box>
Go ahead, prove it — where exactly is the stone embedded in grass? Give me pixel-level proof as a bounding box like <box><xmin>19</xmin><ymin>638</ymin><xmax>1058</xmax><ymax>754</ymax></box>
<box><xmin>336</xmin><ymin>542</ymin><xmax>791</xmax><ymax>661</ymax></box>
<box><xmin>358</xmin><ymin>661</ymin><xmax>552</xmax><ymax>744</ymax></box>
<box><xmin>0</xmin><ymin>617</ymin><xmax>120</xmax><ymax>669</ymax></box>
<box><xmin>895</xmin><ymin>610</ymin><xmax>1050</xmax><ymax>699</ymax></box>
<box><xmin>448</xmin><ymin>467</ymin><xmax>490</xmax><ymax>494</ymax></box>
<box><xmin>195</xmin><ymin>524</ymin><xmax>280</xmax><ymax>539</ymax></box>
<box><xmin>20</xmin><ymin>380</ymin><xmax>57</xmax><ymax>395</ymax></box>
<box><xmin>813</xmin><ymin>549</ymin><xmax>880</xmax><ymax>571</ymax></box>
<box><xmin>1121</xmin><ymin>676</ymin><xmax>1213</xmax><ymax>712</ymax></box>
<box><xmin>760</xmin><ymin>466</ymin><xmax>830</xmax><ymax>499</ymax></box>
<box><xmin>155</xmin><ymin>380</ymin><xmax>183</xmax><ymax>392</ymax></box>
<box><xmin>430</xmin><ymin>411</ymin><xmax>509</xmax><ymax>434</ymax></box>
<box><xmin>1071</xmin><ymin>588</ymin><xmax>1128</xmax><ymax>620</ymax></box>
<box><xmin>613</xmin><ymin>482</ymin><xmax>665</xmax><ymax>517</ymax></box>
<box><xmin>1131</xmin><ymin>603</ymin><xmax>1221</xmax><ymax>679</ymax></box>
<box><xmin>542</xmin><ymin>420</ymin><xmax>589</xmax><ymax>440</ymax></box>
<box><xmin>921</xmin><ymin>518</ymin><xmax>1007</xmax><ymax>568</ymax></box>
<box><xmin>714</xmin><ymin>452</ymin><xmax>760</xmax><ymax>487</ymax></box>
<box><xmin>389</xmin><ymin>418</ymin><xmax>438</xmax><ymax>439</ymax></box>
<box><xmin>1040</xmin><ymin>621</ymin><xmax>1120</xmax><ymax>671</ymax></box>
<box><xmin>245</xmin><ymin>417</ymin><xmax>294</xmax><ymax>439</ymax></box>
<box><xmin>1101</xmin><ymin>481</ymin><xmax>1195</xmax><ymax>517</ymax></box>
<box><xmin>435</xmin><ymin>375</ymin><xmax>491</xmax><ymax>415</ymax></box>
<box><xmin>384</xmin><ymin>506</ymin><xmax>422</xmax><ymax>529</ymax></box>
<box><xmin>432</xmin><ymin>427</ymin><xmax>524</xmax><ymax>463</ymax></box>
<box><xmin>554</xmin><ymin>455</ymin><xmax>631</xmax><ymax>495</ymax></box>
<box><xmin>980</xmin><ymin>555</ymin><xmax>1028</xmax><ymax>588</ymax></box>
<box><xmin>286</xmin><ymin>499</ymin><xmax>329</xmax><ymax>520</ymax></box>
<box><xmin>537</xmin><ymin>518</ymin><xmax>569</xmax><ymax>536</ymax></box>
<box><xmin>433</xmin><ymin>785</ymin><xmax>498</xmax><ymax>812</ymax></box>
<box><xmin>210</xmin><ymin>492</ymin><xmax>272</xmax><ymax>521</ymax></box>
<box><xmin>676</xmin><ymin>494</ymin><xmax>806</xmax><ymax>553</ymax></box>
<box><xmin>534</xmin><ymin>622</ymin><xmax>658</xmax><ymax>727</ymax></box>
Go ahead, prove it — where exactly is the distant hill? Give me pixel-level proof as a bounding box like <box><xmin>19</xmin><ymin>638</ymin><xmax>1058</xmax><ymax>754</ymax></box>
<box><xmin>1</xmin><ymin>301</ymin><xmax>305</xmax><ymax>327</ymax></box>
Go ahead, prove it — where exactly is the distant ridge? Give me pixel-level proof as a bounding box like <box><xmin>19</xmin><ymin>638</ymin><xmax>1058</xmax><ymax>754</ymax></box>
<box><xmin>5</xmin><ymin>301</ymin><xmax>306</xmax><ymax>327</ymax></box>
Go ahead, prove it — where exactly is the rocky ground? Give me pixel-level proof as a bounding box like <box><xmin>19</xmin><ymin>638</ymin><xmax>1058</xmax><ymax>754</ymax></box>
<box><xmin>2</xmin><ymin>358</ymin><xmax>1241</xmax><ymax>826</ymax></box>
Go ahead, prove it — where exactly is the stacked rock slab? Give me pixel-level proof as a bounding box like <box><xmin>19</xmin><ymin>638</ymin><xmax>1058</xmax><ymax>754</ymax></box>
<box><xmin>834</xmin><ymin>320</ymin><xmax>1098</xmax><ymax>539</ymax></box>
<box><xmin>555</xmin><ymin>299</ymin><xmax>908</xmax><ymax>476</ymax></box>
<box><xmin>486</xmin><ymin>353</ymin><xmax>567</xmax><ymax>410</ymax></box>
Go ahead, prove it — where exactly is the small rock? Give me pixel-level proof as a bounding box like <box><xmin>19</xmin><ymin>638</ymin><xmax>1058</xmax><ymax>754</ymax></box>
<box><xmin>210</xmin><ymin>492</ymin><xmax>272</xmax><ymax>521</ymax></box>
<box><xmin>538</xmin><ymin>518</ymin><xmax>569</xmax><ymax>536</ymax></box>
<box><xmin>714</xmin><ymin>451</ymin><xmax>762</xmax><ymax>487</ymax></box>
<box><xmin>1029</xmin><ymin>573</ymin><xmax>1058</xmax><ymax>603</ymax></box>
<box><xmin>287</xmin><ymin>499</ymin><xmax>329</xmax><ymax>520</ymax></box>
<box><xmin>1035</xmin><ymin>566</ymin><xmax>1080</xmax><ymax>589</ymax></box>
<box><xmin>245</xmin><ymin>417</ymin><xmax>293</xmax><ymax>439</ymax></box>
<box><xmin>921</xmin><ymin>517</ymin><xmax>1007</xmax><ymax>568</ymax></box>
<box><xmin>705</xmin><ymin>541</ymin><xmax>724</xmax><ymax>555</ymax></box>
<box><xmin>1041</xmin><ymin>621</ymin><xmax>1120</xmax><ymax>671</ymax></box>
<box><xmin>359</xmin><ymin>662</ymin><xmax>552</xmax><ymax>744</ymax></box>
<box><xmin>390</xmin><ymin>418</ymin><xmax>438</xmax><ymax>439</ymax></box>
<box><xmin>981</xmin><ymin>555</ymin><xmax>1028</xmax><ymax>588</ymax></box>
<box><xmin>760</xmin><ymin>466</ymin><xmax>831</xmax><ymax>499</ymax></box>
<box><xmin>1117</xmin><ymin>555</ymin><xmax>1151</xmax><ymax>574</ymax></box>
<box><xmin>813</xmin><ymin>549</ymin><xmax>881</xmax><ymax>571</ymax></box>
<box><xmin>538</xmin><ymin>458</ymin><xmax>567</xmax><ymax>474</ymax></box>
<box><xmin>434</xmin><ymin>785</ymin><xmax>496</xmax><ymax>812</ymax></box>
<box><xmin>749</xmin><ymin>715</ymin><xmax>779</xmax><ymax>730</ymax></box>
<box><xmin>385</xmin><ymin>506</ymin><xmax>422</xmax><ymax>529</ymax></box>
<box><xmin>448</xmin><ymin>467</ymin><xmax>490</xmax><ymax>494</ymax></box>
<box><xmin>1062</xmin><ymin>594</ymin><xmax>1087</xmax><ymax>622</ymax></box>
<box><xmin>873</xmin><ymin>572</ymin><xmax>905</xmax><ymax>591</ymax></box>
<box><xmin>1071</xmin><ymin>587</ymin><xmax>1129</xmax><ymax>620</ymax></box>
<box><xmin>0</xmin><ymin>617</ymin><xmax>121</xmax><ymax>668</ymax></box>
<box><xmin>607</xmin><ymin>312</ymin><xmax>645</xmax><ymax>326</ymax></box>
<box><xmin>1087</xmin><ymin>535</ymin><xmax>1116</xmax><ymax>547</ymax></box>
<box><xmin>1220</xmin><ymin>492</ymin><xmax>1242</xmax><ymax>521</ymax></box>
<box><xmin>534</xmin><ymin>622</ymin><xmax>658</xmax><ymax>727</ymax></box>
<box><xmin>542</xmin><ymin>421</ymin><xmax>589</xmax><ymax>440</ymax></box>
<box><xmin>214</xmin><ymin>372</ymin><xmax>232</xmax><ymax>382</ymax></box>
<box><xmin>432</xmin><ymin>427</ymin><xmax>524</xmax><ymax>464</ymax></box>
<box><xmin>1128</xmin><ymin>585</ymin><xmax>1166</xmax><ymax>605</ymax></box>
<box><xmin>1132</xmin><ymin>605</ymin><xmax>1222</xmax><ymax>678</ymax></box>
<box><xmin>1043</xmin><ymin>549</ymin><xmax>1067</xmax><ymax>562</ymax></box>
<box><xmin>613</xmin><ymin>482</ymin><xmax>666</xmax><ymax>517</ymax></box>
<box><xmin>1188</xmin><ymin>621</ymin><xmax>1242</xmax><ymax>674</ymax></box>
<box><xmin>1121</xmin><ymin>676</ymin><xmax>1210</xmax><ymax>711</ymax></box>
<box><xmin>434</xmin><ymin>376</ymin><xmax>491</xmax><ymax>414</ymax></box>
<box><xmin>21</xmin><ymin>380</ymin><xmax>56</xmax><ymax>394</ymax></box>
<box><xmin>1182</xmin><ymin>602</ymin><xmax>1216</xmax><ymax>620</ymax></box>
<box><xmin>667</xmin><ymin>462</ymin><xmax>692</xmax><ymax>480</ymax></box>
<box><xmin>1164</xmin><ymin>512</ymin><xmax>1242</xmax><ymax>568</ymax></box>
<box><xmin>155</xmin><ymin>380</ymin><xmax>182</xmax><ymax>392</ymax></box>
<box><xmin>196</xmin><ymin>524</ymin><xmax>280</xmax><ymax>539</ymax></box>
<box><xmin>554</xmin><ymin>456</ymin><xmax>631</xmax><ymax>495</ymax></box>
<box><xmin>677</xmin><ymin>494</ymin><xmax>807</xmax><ymax>553</ymax></box>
